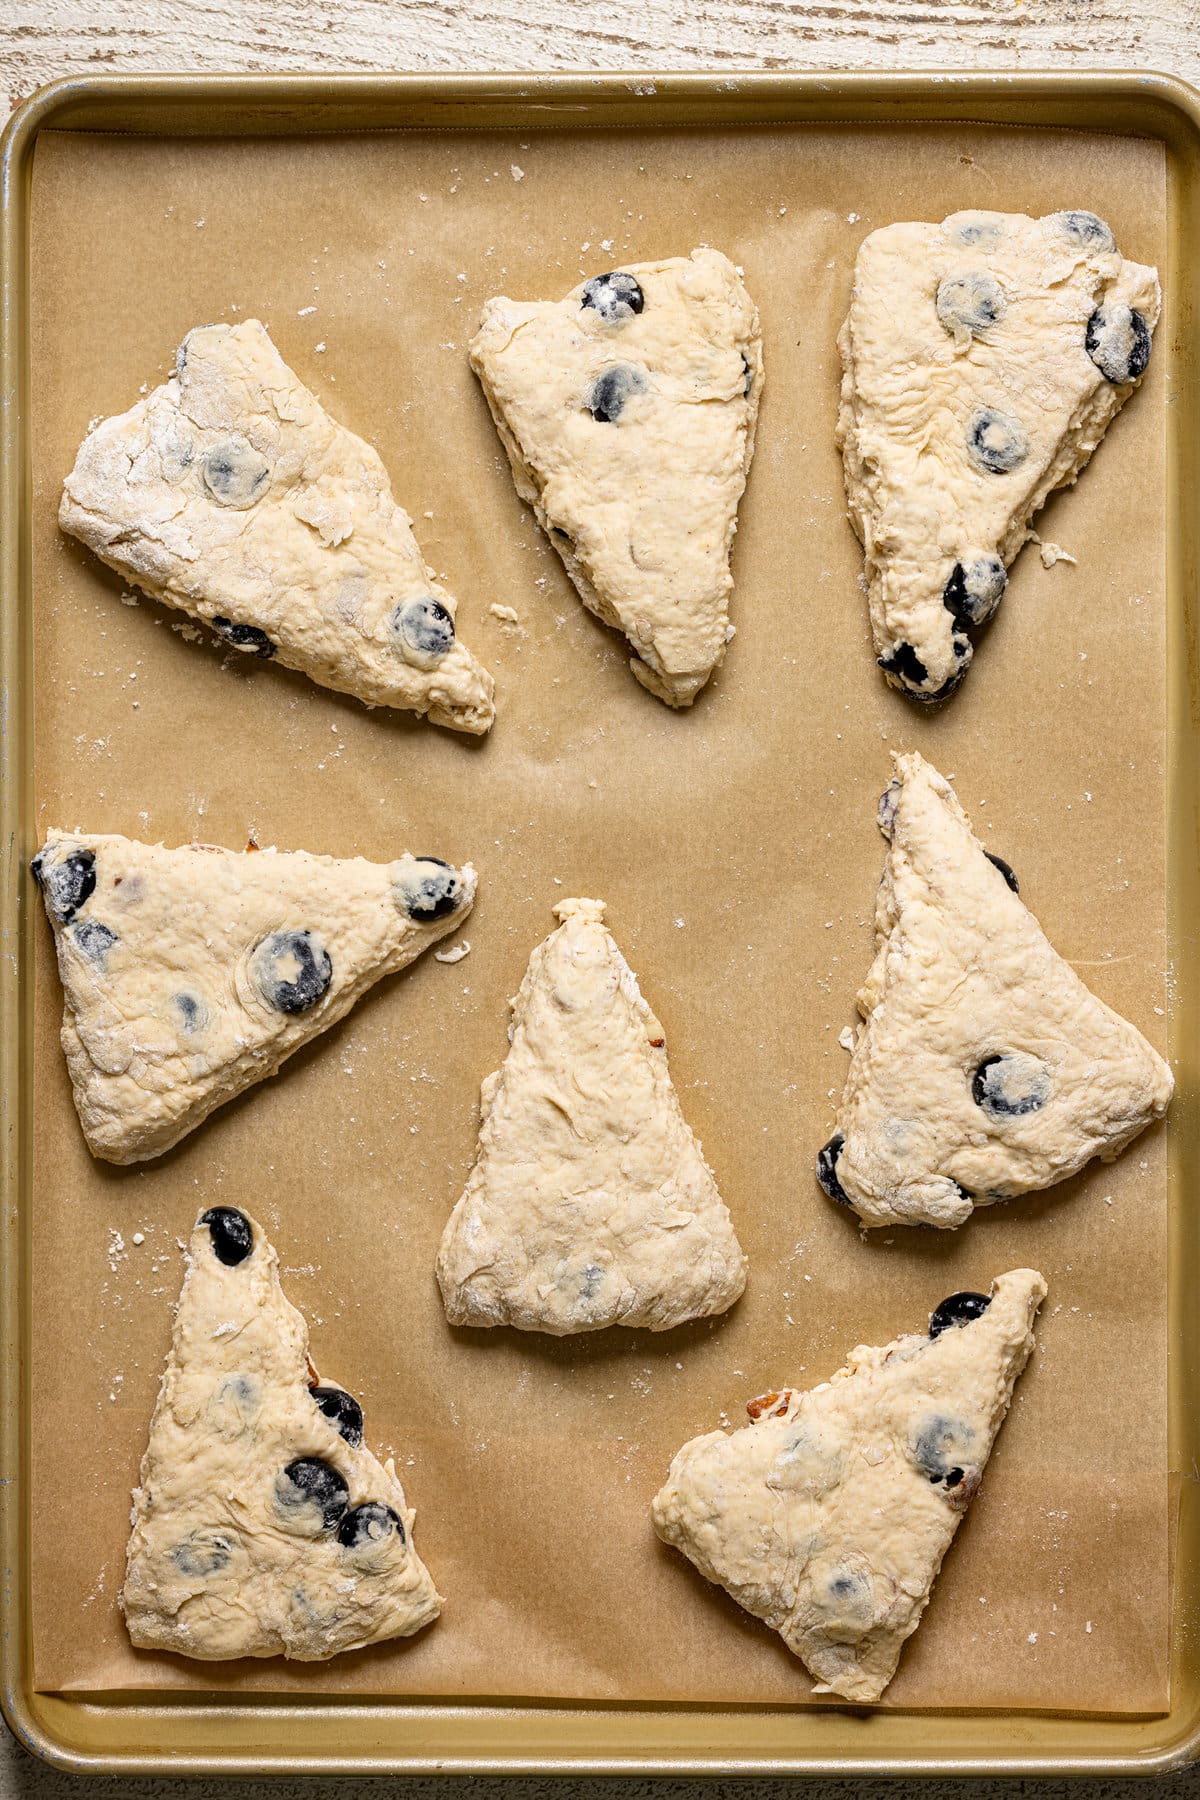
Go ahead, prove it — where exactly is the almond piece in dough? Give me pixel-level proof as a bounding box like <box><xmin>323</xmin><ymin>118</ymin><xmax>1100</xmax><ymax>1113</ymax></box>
<box><xmin>32</xmin><ymin>831</ymin><xmax>475</xmax><ymax>1163</ymax></box>
<box><xmin>653</xmin><ymin>1268</ymin><xmax>1046</xmax><ymax>1704</ymax></box>
<box><xmin>436</xmin><ymin>898</ymin><xmax>747</xmax><ymax>1332</ymax></box>
<box><xmin>815</xmin><ymin>754</ymin><xmax>1172</xmax><ymax>1228</ymax></box>
<box><xmin>470</xmin><ymin>251</ymin><xmax>762</xmax><ymax>707</ymax></box>
<box><xmin>123</xmin><ymin>1206</ymin><xmax>441</xmax><ymax>1661</ymax></box>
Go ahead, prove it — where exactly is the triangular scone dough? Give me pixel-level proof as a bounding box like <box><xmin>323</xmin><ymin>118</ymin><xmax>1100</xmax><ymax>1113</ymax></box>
<box><xmin>837</xmin><ymin>209</ymin><xmax>1159</xmax><ymax>701</ymax></box>
<box><xmin>33</xmin><ymin>831</ymin><xmax>475</xmax><ymax>1163</ymax></box>
<box><xmin>60</xmin><ymin>320</ymin><xmax>495</xmax><ymax>733</ymax></box>
<box><xmin>816</xmin><ymin>754</ymin><xmax>1172</xmax><ymax>1228</ymax></box>
<box><xmin>469</xmin><ymin>250</ymin><xmax>762</xmax><ymax>706</ymax></box>
<box><xmin>436</xmin><ymin>898</ymin><xmax>746</xmax><ymax>1333</ymax></box>
<box><xmin>123</xmin><ymin>1205</ymin><xmax>441</xmax><ymax>1661</ymax></box>
<box><xmin>653</xmin><ymin>1268</ymin><xmax>1046</xmax><ymax>1704</ymax></box>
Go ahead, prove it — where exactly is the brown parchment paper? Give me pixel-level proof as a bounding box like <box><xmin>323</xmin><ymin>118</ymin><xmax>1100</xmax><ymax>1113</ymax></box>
<box><xmin>27</xmin><ymin>120</ymin><xmax>1169</xmax><ymax>1713</ymax></box>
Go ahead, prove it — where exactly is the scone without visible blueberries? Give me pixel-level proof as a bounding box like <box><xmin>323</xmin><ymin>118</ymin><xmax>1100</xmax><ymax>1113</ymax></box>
<box><xmin>837</xmin><ymin>209</ymin><xmax>1159</xmax><ymax>701</ymax></box>
<box><xmin>816</xmin><ymin>754</ymin><xmax>1173</xmax><ymax>1228</ymax></box>
<box><xmin>470</xmin><ymin>250</ymin><xmax>762</xmax><ymax>706</ymax></box>
<box><xmin>123</xmin><ymin>1206</ymin><xmax>441</xmax><ymax>1661</ymax></box>
<box><xmin>436</xmin><ymin>898</ymin><xmax>747</xmax><ymax>1333</ymax></box>
<box><xmin>653</xmin><ymin>1269</ymin><xmax>1045</xmax><ymax>1704</ymax></box>
<box><xmin>33</xmin><ymin>831</ymin><xmax>474</xmax><ymax>1163</ymax></box>
<box><xmin>60</xmin><ymin>320</ymin><xmax>495</xmax><ymax>732</ymax></box>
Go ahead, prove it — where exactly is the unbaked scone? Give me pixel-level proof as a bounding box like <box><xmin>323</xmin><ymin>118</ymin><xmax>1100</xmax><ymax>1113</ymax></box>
<box><xmin>123</xmin><ymin>1205</ymin><xmax>440</xmax><ymax>1661</ymax></box>
<box><xmin>653</xmin><ymin>1268</ymin><xmax>1045</xmax><ymax>1704</ymax></box>
<box><xmin>33</xmin><ymin>831</ymin><xmax>474</xmax><ymax>1163</ymax></box>
<box><xmin>837</xmin><ymin>209</ymin><xmax>1159</xmax><ymax>701</ymax></box>
<box><xmin>469</xmin><ymin>250</ymin><xmax>762</xmax><ymax>706</ymax></box>
<box><xmin>436</xmin><ymin>898</ymin><xmax>746</xmax><ymax>1333</ymax></box>
<box><xmin>816</xmin><ymin>754</ymin><xmax>1172</xmax><ymax>1228</ymax></box>
<box><xmin>60</xmin><ymin>320</ymin><xmax>495</xmax><ymax>733</ymax></box>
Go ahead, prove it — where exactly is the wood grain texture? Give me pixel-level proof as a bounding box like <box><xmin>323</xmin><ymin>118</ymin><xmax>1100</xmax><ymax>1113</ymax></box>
<box><xmin>5</xmin><ymin>0</ymin><xmax>1200</xmax><ymax>115</ymax></box>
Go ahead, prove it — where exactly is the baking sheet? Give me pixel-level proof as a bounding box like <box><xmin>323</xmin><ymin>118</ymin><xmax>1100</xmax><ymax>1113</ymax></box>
<box><xmin>27</xmin><ymin>120</ymin><xmax>1168</xmax><ymax>1711</ymax></box>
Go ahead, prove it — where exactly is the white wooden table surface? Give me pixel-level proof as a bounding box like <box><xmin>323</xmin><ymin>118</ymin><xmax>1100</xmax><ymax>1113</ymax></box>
<box><xmin>4</xmin><ymin>0</ymin><xmax>1200</xmax><ymax>1792</ymax></box>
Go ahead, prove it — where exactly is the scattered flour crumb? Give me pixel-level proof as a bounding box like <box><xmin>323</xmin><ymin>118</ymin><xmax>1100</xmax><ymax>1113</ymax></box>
<box><xmin>314</xmin><ymin>342</ymin><xmax>327</xmax><ymax>353</ymax></box>
<box><xmin>838</xmin><ymin>1025</ymin><xmax>856</xmax><ymax>1053</ymax></box>
<box><xmin>847</xmin><ymin>211</ymin><xmax>860</xmax><ymax>223</ymax></box>
<box><xmin>511</xmin><ymin>164</ymin><xmax>525</xmax><ymax>181</ymax></box>
<box><xmin>434</xmin><ymin>940</ymin><xmax>472</xmax><ymax>965</ymax></box>
<box><xmin>489</xmin><ymin>604</ymin><xmax>521</xmax><ymax>625</ymax></box>
<box><xmin>1027</xmin><ymin>1631</ymin><xmax>1038</xmax><ymax>1645</ymax></box>
<box><xmin>132</xmin><ymin>1232</ymin><xmax>145</xmax><ymax>1246</ymax></box>
<box><xmin>298</xmin><ymin>305</ymin><xmax>316</xmax><ymax>317</ymax></box>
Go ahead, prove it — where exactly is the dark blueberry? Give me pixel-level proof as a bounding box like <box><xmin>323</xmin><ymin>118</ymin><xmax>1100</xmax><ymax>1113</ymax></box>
<box><xmin>942</xmin><ymin>556</ymin><xmax>1007</xmax><ymax>629</ymax></box>
<box><xmin>32</xmin><ymin>846</ymin><xmax>96</xmax><ymax>924</ymax></box>
<box><xmin>878</xmin><ymin>642</ymin><xmax>928</xmax><ymax>689</ymax></box>
<box><xmin>816</xmin><ymin>1132</ymin><xmax>853</xmax><ymax>1207</ymax></box>
<box><xmin>175</xmin><ymin>992</ymin><xmax>207</xmax><ymax>1032</ymax></box>
<box><xmin>877</xmin><ymin>780</ymin><xmax>900</xmax><ymax>838</ymax></box>
<box><xmin>912</xmin><ymin>1413</ymin><xmax>976</xmax><ymax>1485</ymax></box>
<box><xmin>929</xmin><ymin>1291</ymin><xmax>992</xmax><ymax>1339</ymax></box>
<box><xmin>580</xmin><ymin>270</ymin><xmax>645</xmax><ymax>323</ymax></box>
<box><xmin>202</xmin><ymin>438</ymin><xmax>271</xmax><ymax>508</ymax></box>
<box><xmin>967</xmin><ymin>408</ymin><xmax>1028</xmax><ymax>475</ymax></box>
<box><xmin>277</xmin><ymin>1458</ymin><xmax>350</xmax><ymax>1533</ymax></box>
<box><xmin>336</xmin><ymin>1501</ymin><xmax>405</xmax><ymax>1549</ymax></box>
<box><xmin>741</xmin><ymin>352</ymin><xmax>754</xmax><ymax>396</ymax></box>
<box><xmin>1052</xmin><ymin>209</ymin><xmax>1115</xmax><ymax>252</ymax></box>
<box><xmin>201</xmin><ymin>1206</ymin><xmax>254</xmax><ymax>1266</ymax></box>
<box><xmin>911</xmin><ymin>665</ymin><xmax>969</xmax><ymax>705</ymax></box>
<box><xmin>972</xmin><ymin>1052</ymin><xmax>1051</xmax><ymax>1118</ymax></box>
<box><xmin>585</xmin><ymin>364</ymin><xmax>647</xmax><ymax>423</ymax></box>
<box><xmin>952</xmin><ymin>633</ymin><xmax>970</xmax><ymax>660</ymax></box>
<box><xmin>73</xmin><ymin>919</ymin><xmax>118</xmax><ymax>962</ymax></box>
<box><xmin>311</xmin><ymin>1385</ymin><xmax>364</xmax><ymax>1448</ymax></box>
<box><xmin>211</xmin><ymin>616</ymin><xmax>275</xmax><ymax>658</ymax></box>
<box><xmin>390</xmin><ymin>596</ymin><xmax>455</xmax><ymax>668</ymax></box>
<box><xmin>936</xmin><ymin>272</ymin><xmax>1007</xmax><ymax>337</ymax></box>
<box><xmin>396</xmin><ymin>857</ymin><xmax>462</xmax><ymax>922</ymax></box>
<box><xmin>1085</xmin><ymin>306</ymin><xmax>1152</xmax><ymax>385</ymax></box>
<box><xmin>170</xmin><ymin>1532</ymin><xmax>232</xmax><ymax>1578</ymax></box>
<box><xmin>249</xmin><ymin>929</ymin><xmax>333</xmax><ymax>1015</ymax></box>
<box><xmin>985</xmin><ymin>852</ymin><xmax>1019</xmax><ymax>894</ymax></box>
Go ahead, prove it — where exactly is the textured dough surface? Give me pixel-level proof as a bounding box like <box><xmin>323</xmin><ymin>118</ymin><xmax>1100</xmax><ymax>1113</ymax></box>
<box><xmin>60</xmin><ymin>319</ymin><xmax>495</xmax><ymax>733</ymax></box>
<box><xmin>817</xmin><ymin>754</ymin><xmax>1172</xmax><ymax>1228</ymax></box>
<box><xmin>836</xmin><ymin>210</ymin><xmax>1159</xmax><ymax>700</ymax></box>
<box><xmin>33</xmin><ymin>831</ymin><xmax>474</xmax><ymax>1163</ymax></box>
<box><xmin>469</xmin><ymin>250</ymin><xmax>762</xmax><ymax>706</ymax></box>
<box><xmin>653</xmin><ymin>1268</ymin><xmax>1045</xmax><ymax>1704</ymax></box>
<box><xmin>123</xmin><ymin>1207</ymin><xmax>441</xmax><ymax>1661</ymax></box>
<box><xmin>436</xmin><ymin>898</ymin><xmax>747</xmax><ymax>1333</ymax></box>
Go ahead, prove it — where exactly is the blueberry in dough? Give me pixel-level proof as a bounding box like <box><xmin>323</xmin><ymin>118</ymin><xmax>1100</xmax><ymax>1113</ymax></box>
<box><xmin>877</xmin><ymin>642</ymin><xmax>929</xmax><ymax>689</ymax></box>
<box><xmin>951</xmin><ymin>217</ymin><xmax>1003</xmax><ymax>247</ymax></box>
<box><xmin>311</xmin><ymin>1385</ymin><xmax>364</xmax><ymax>1448</ymax></box>
<box><xmin>276</xmin><ymin>1458</ymin><xmax>350</xmax><ymax>1533</ymax></box>
<box><xmin>911</xmin><ymin>1413</ymin><xmax>976</xmax><ymax>1486</ymax></box>
<box><xmin>336</xmin><ymin>1501</ymin><xmax>405</xmax><ymax>1549</ymax></box>
<box><xmin>741</xmin><ymin>352</ymin><xmax>754</xmax><ymax>396</ymax></box>
<box><xmin>1051</xmin><ymin>210</ymin><xmax>1116</xmax><ymax>253</ymax></box>
<box><xmin>396</xmin><ymin>857</ymin><xmax>462</xmax><ymax>922</ymax></box>
<box><xmin>170</xmin><ymin>1532</ymin><xmax>232</xmax><ymax>1578</ymax></box>
<box><xmin>202</xmin><ymin>438</ymin><xmax>271</xmax><ymax>508</ymax></box>
<box><xmin>175</xmin><ymin>992</ymin><xmax>208</xmax><ymax>1033</ymax></box>
<box><xmin>816</xmin><ymin>1132</ymin><xmax>853</xmax><ymax>1206</ymax></box>
<box><xmin>249</xmin><ymin>929</ymin><xmax>333</xmax><ymax>1016</ymax></box>
<box><xmin>32</xmin><ymin>846</ymin><xmax>96</xmax><ymax>924</ymax></box>
<box><xmin>936</xmin><ymin>272</ymin><xmax>1007</xmax><ymax>336</ymax></box>
<box><xmin>212</xmin><ymin>616</ymin><xmax>275</xmax><ymax>658</ymax></box>
<box><xmin>1085</xmin><ymin>305</ymin><xmax>1152</xmax><ymax>385</ymax></box>
<box><xmin>585</xmin><ymin>365</ymin><xmax>647</xmax><ymax>423</ymax></box>
<box><xmin>967</xmin><ymin>408</ymin><xmax>1028</xmax><ymax>475</ymax></box>
<box><xmin>929</xmin><ymin>1291</ymin><xmax>992</xmax><ymax>1339</ymax></box>
<box><xmin>985</xmin><ymin>852</ymin><xmax>1019</xmax><ymax>894</ymax></box>
<box><xmin>391</xmin><ymin>596</ymin><xmax>455</xmax><ymax>668</ymax></box>
<box><xmin>580</xmin><ymin>271</ymin><xmax>645</xmax><ymax>323</ymax></box>
<box><xmin>972</xmin><ymin>1051</ymin><xmax>1051</xmax><ymax>1118</ymax></box>
<box><xmin>201</xmin><ymin>1205</ymin><xmax>254</xmax><ymax>1266</ymax></box>
<box><xmin>73</xmin><ymin>919</ymin><xmax>118</xmax><ymax>962</ymax></box>
<box><xmin>943</xmin><ymin>556</ymin><xmax>1007</xmax><ymax>629</ymax></box>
